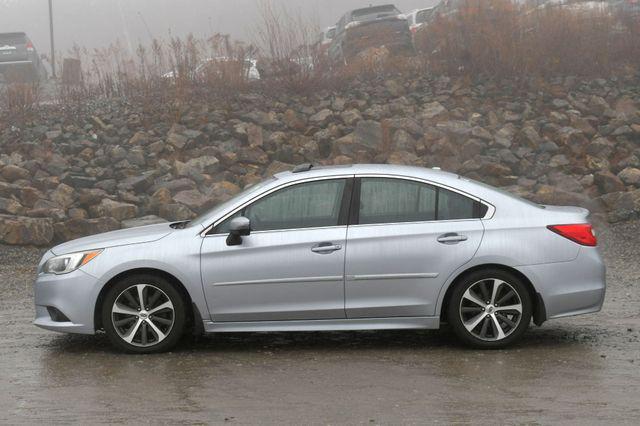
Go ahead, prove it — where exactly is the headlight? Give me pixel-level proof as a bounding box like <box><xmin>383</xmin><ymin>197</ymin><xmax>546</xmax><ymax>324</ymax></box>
<box><xmin>42</xmin><ymin>249</ymin><xmax>103</xmax><ymax>275</ymax></box>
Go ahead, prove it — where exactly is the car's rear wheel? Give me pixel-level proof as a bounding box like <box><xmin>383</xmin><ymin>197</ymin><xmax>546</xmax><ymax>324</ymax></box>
<box><xmin>101</xmin><ymin>274</ymin><xmax>186</xmax><ymax>354</ymax></box>
<box><xmin>447</xmin><ymin>269</ymin><xmax>532</xmax><ymax>349</ymax></box>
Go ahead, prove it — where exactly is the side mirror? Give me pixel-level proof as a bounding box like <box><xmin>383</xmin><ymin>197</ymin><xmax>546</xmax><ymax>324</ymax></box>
<box><xmin>226</xmin><ymin>216</ymin><xmax>251</xmax><ymax>246</ymax></box>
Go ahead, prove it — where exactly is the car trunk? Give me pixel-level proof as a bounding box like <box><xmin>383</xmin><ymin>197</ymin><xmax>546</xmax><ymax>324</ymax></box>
<box><xmin>344</xmin><ymin>18</ymin><xmax>412</xmax><ymax>57</ymax></box>
<box><xmin>0</xmin><ymin>33</ymin><xmax>29</xmax><ymax>63</ymax></box>
<box><xmin>542</xmin><ymin>205</ymin><xmax>590</xmax><ymax>221</ymax></box>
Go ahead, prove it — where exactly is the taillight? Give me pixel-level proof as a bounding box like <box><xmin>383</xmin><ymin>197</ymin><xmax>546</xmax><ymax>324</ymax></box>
<box><xmin>26</xmin><ymin>41</ymin><xmax>34</xmax><ymax>51</ymax></box>
<box><xmin>547</xmin><ymin>224</ymin><xmax>597</xmax><ymax>247</ymax></box>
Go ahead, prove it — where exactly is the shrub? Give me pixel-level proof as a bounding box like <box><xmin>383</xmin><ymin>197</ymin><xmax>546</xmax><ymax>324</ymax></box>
<box><xmin>415</xmin><ymin>0</ymin><xmax>640</xmax><ymax>78</ymax></box>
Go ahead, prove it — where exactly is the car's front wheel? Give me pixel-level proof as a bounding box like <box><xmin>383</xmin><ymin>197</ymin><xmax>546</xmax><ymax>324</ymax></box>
<box><xmin>447</xmin><ymin>269</ymin><xmax>532</xmax><ymax>349</ymax></box>
<box><xmin>101</xmin><ymin>274</ymin><xmax>186</xmax><ymax>354</ymax></box>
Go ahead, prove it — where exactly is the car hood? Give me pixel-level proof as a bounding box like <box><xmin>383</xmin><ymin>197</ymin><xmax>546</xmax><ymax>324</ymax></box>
<box><xmin>50</xmin><ymin>223</ymin><xmax>174</xmax><ymax>255</ymax></box>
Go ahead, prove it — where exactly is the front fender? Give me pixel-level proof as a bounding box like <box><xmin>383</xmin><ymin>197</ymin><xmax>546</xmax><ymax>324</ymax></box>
<box><xmin>81</xmin><ymin>233</ymin><xmax>208</xmax><ymax>328</ymax></box>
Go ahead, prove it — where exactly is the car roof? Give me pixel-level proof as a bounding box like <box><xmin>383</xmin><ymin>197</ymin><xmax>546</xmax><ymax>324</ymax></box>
<box><xmin>272</xmin><ymin>163</ymin><xmax>525</xmax><ymax>209</ymax></box>
<box><xmin>274</xmin><ymin>164</ymin><xmax>459</xmax><ymax>183</ymax></box>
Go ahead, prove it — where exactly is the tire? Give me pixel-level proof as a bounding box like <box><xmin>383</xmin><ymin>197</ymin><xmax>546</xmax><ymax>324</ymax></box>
<box><xmin>447</xmin><ymin>268</ymin><xmax>532</xmax><ymax>349</ymax></box>
<box><xmin>101</xmin><ymin>274</ymin><xmax>186</xmax><ymax>354</ymax></box>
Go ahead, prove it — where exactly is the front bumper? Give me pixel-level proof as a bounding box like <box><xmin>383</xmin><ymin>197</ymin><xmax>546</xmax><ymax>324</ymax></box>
<box><xmin>516</xmin><ymin>246</ymin><xmax>606</xmax><ymax>320</ymax></box>
<box><xmin>33</xmin><ymin>269</ymin><xmax>99</xmax><ymax>335</ymax></box>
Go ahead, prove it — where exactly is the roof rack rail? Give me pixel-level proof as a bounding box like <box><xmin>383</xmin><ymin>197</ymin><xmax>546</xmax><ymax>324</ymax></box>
<box><xmin>292</xmin><ymin>163</ymin><xmax>314</xmax><ymax>173</ymax></box>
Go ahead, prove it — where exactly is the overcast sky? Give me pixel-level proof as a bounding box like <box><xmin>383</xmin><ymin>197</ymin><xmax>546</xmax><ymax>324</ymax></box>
<box><xmin>0</xmin><ymin>0</ymin><xmax>439</xmax><ymax>55</ymax></box>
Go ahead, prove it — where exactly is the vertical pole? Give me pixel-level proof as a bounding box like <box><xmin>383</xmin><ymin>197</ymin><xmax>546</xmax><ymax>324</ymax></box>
<box><xmin>49</xmin><ymin>0</ymin><xmax>56</xmax><ymax>78</ymax></box>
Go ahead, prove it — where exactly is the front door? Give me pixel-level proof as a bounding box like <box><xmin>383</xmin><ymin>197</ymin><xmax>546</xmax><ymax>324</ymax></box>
<box><xmin>345</xmin><ymin>177</ymin><xmax>485</xmax><ymax>318</ymax></box>
<box><xmin>201</xmin><ymin>178</ymin><xmax>351</xmax><ymax>322</ymax></box>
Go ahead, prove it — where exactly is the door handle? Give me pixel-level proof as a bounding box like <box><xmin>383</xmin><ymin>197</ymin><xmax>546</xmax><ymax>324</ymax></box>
<box><xmin>311</xmin><ymin>243</ymin><xmax>342</xmax><ymax>254</ymax></box>
<box><xmin>437</xmin><ymin>233</ymin><xmax>468</xmax><ymax>244</ymax></box>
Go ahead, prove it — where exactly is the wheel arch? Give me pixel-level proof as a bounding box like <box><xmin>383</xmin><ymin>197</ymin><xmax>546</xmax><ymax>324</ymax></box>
<box><xmin>93</xmin><ymin>267</ymin><xmax>199</xmax><ymax>333</ymax></box>
<box><xmin>438</xmin><ymin>263</ymin><xmax>546</xmax><ymax>326</ymax></box>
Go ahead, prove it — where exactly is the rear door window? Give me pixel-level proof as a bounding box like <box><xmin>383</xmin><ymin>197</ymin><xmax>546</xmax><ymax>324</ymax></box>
<box><xmin>356</xmin><ymin>177</ymin><xmax>487</xmax><ymax>225</ymax></box>
<box><xmin>358</xmin><ymin>178</ymin><xmax>437</xmax><ymax>225</ymax></box>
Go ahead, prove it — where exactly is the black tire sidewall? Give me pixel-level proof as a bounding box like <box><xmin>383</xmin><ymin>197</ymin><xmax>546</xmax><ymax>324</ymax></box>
<box><xmin>101</xmin><ymin>274</ymin><xmax>186</xmax><ymax>354</ymax></box>
<box><xmin>447</xmin><ymin>269</ymin><xmax>533</xmax><ymax>349</ymax></box>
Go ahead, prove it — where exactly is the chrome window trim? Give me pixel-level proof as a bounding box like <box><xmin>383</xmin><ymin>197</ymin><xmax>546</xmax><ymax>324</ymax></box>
<box><xmin>348</xmin><ymin>218</ymin><xmax>482</xmax><ymax>229</ymax></box>
<box><xmin>201</xmin><ymin>174</ymin><xmax>355</xmax><ymax>237</ymax></box>
<box><xmin>204</xmin><ymin>225</ymin><xmax>348</xmax><ymax>238</ymax></box>
<box><xmin>200</xmin><ymin>172</ymin><xmax>495</xmax><ymax>237</ymax></box>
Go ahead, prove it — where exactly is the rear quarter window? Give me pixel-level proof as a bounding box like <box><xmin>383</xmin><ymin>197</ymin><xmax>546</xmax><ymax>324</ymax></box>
<box><xmin>438</xmin><ymin>188</ymin><xmax>484</xmax><ymax>220</ymax></box>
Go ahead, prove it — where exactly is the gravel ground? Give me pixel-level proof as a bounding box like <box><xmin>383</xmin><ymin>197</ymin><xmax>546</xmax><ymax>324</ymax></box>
<box><xmin>0</xmin><ymin>220</ymin><xmax>639</xmax><ymax>424</ymax></box>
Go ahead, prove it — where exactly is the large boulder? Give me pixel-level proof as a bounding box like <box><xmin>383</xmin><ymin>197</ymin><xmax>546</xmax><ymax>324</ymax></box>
<box><xmin>121</xmin><ymin>215</ymin><xmax>167</xmax><ymax>229</ymax></box>
<box><xmin>89</xmin><ymin>199</ymin><xmax>138</xmax><ymax>221</ymax></box>
<box><xmin>0</xmin><ymin>215</ymin><xmax>54</xmax><ymax>245</ymax></box>
<box><xmin>309</xmin><ymin>109</ymin><xmax>333</xmax><ymax>126</ymax></box>
<box><xmin>421</xmin><ymin>101</ymin><xmax>447</xmax><ymax>120</ymax></box>
<box><xmin>53</xmin><ymin>217</ymin><xmax>120</xmax><ymax>242</ymax></box>
<box><xmin>594</xmin><ymin>171</ymin><xmax>625</xmax><ymax>194</ymax></box>
<box><xmin>158</xmin><ymin>203</ymin><xmax>195</xmax><ymax>221</ymax></box>
<box><xmin>50</xmin><ymin>183</ymin><xmax>76</xmax><ymax>209</ymax></box>
<box><xmin>173</xmin><ymin>190</ymin><xmax>211</xmax><ymax>212</ymax></box>
<box><xmin>598</xmin><ymin>190</ymin><xmax>640</xmax><ymax>222</ymax></box>
<box><xmin>1</xmin><ymin>165</ymin><xmax>30</xmax><ymax>182</ymax></box>
<box><xmin>618</xmin><ymin>168</ymin><xmax>640</xmax><ymax>187</ymax></box>
<box><xmin>0</xmin><ymin>197</ymin><xmax>23</xmax><ymax>215</ymax></box>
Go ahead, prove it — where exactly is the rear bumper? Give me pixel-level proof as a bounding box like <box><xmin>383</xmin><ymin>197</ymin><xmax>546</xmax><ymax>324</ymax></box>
<box><xmin>33</xmin><ymin>269</ymin><xmax>99</xmax><ymax>335</ymax></box>
<box><xmin>516</xmin><ymin>247</ymin><xmax>606</xmax><ymax>320</ymax></box>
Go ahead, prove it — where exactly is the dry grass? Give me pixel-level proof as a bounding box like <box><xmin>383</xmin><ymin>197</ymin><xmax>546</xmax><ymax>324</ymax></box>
<box><xmin>0</xmin><ymin>83</ymin><xmax>41</xmax><ymax>119</ymax></box>
<box><xmin>415</xmin><ymin>0</ymin><xmax>640</xmax><ymax>78</ymax></box>
<box><xmin>1</xmin><ymin>0</ymin><xmax>639</xmax><ymax>122</ymax></box>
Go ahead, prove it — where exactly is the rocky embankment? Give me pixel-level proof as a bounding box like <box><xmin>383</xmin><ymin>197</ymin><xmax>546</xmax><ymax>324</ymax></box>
<box><xmin>1</xmin><ymin>75</ymin><xmax>639</xmax><ymax>245</ymax></box>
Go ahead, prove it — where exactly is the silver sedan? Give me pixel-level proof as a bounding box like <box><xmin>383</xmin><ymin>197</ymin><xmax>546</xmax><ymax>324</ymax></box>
<box><xmin>33</xmin><ymin>164</ymin><xmax>606</xmax><ymax>353</ymax></box>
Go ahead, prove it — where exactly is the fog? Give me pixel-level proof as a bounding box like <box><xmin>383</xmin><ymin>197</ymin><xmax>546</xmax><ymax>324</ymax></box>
<box><xmin>0</xmin><ymin>0</ymin><xmax>438</xmax><ymax>55</ymax></box>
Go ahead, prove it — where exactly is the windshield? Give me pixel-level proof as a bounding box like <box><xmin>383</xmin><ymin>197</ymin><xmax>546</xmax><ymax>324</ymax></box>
<box><xmin>352</xmin><ymin>5</ymin><xmax>401</xmax><ymax>21</ymax></box>
<box><xmin>326</xmin><ymin>27</ymin><xmax>336</xmax><ymax>39</ymax></box>
<box><xmin>186</xmin><ymin>178</ymin><xmax>276</xmax><ymax>229</ymax></box>
<box><xmin>416</xmin><ymin>9</ymin><xmax>433</xmax><ymax>24</ymax></box>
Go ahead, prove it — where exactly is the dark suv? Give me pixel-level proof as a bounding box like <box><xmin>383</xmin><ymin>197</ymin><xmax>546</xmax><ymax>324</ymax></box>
<box><xmin>328</xmin><ymin>4</ymin><xmax>414</xmax><ymax>64</ymax></box>
<box><xmin>0</xmin><ymin>32</ymin><xmax>48</xmax><ymax>83</ymax></box>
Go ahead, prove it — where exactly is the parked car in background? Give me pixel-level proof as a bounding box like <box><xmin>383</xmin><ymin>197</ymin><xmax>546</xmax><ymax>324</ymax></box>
<box><xmin>431</xmin><ymin>0</ymin><xmax>464</xmax><ymax>18</ymax></box>
<box><xmin>406</xmin><ymin>7</ymin><xmax>436</xmax><ymax>36</ymax></box>
<box><xmin>33</xmin><ymin>164</ymin><xmax>606</xmax><ymax>353</ymax></box>
<box><xmin>162</xmin><ymin>57</ymin><xmax>260</xmax><ymax>81</ymax></box>
<box><xmin>523</xmin><ymin>0</ymin><xmax>612</xmax><ymax>15</ymax></box>
<box><xmin>0</xmin><ymin>32</ymin><xmax>47</xmax><ymax>83</ymax></box>
<box><xmin>611</xmin><ymin>0</ymin><xmax>640</xmax><ymax>21</ymax></box>
<box><xmin>318</xmin><ymin>26</ymin><xmax>336</xmax><ymax>54</ymax></box>
<box><xmin>328</xmin><ymin>4</ymin><xmax>414</xmax><ymax>64</ymax></box>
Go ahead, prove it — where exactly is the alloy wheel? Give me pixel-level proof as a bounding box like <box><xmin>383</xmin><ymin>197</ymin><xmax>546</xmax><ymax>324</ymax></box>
<box><xmin>459</xmin><ymin>278</ymin><xmax>523</xmax><ymax>342</ymax></box>
<box><xmin>111</xmin><ymin>284</ymin><xmax>175</xmax><ymax>348</ymax></box>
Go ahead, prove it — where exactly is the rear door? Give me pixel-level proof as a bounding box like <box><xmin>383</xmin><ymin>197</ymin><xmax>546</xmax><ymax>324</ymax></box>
<box><xmin>345</xmin><ymin>176</ymin><xmax>485</xmax><ymax>318</ymax></box>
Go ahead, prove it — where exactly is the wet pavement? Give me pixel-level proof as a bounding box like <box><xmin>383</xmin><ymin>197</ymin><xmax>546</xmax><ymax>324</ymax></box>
<box><xmin>1</xmin><ymin>221</ymin><xmax>639</xmax><ymax>424</ymax></box>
